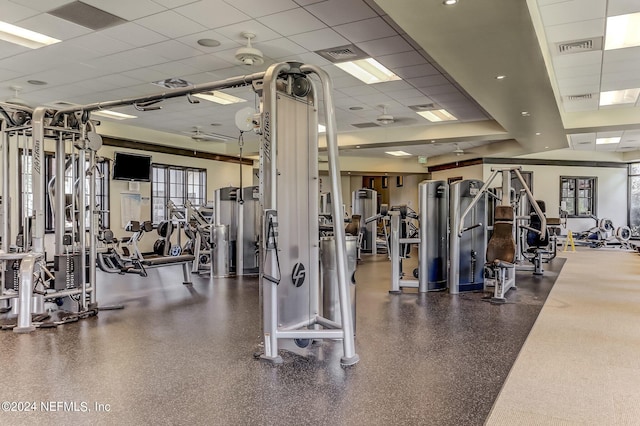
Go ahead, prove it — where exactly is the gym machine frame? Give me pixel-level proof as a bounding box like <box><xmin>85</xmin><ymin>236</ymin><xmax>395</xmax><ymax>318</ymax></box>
<box><xmin>451</xmin><ymin>167</ymin><xmax>545</xmax><ymax>301</ymax></box>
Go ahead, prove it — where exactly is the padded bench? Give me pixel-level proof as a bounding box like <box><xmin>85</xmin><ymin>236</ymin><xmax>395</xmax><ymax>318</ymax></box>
<box><xmin>140</xmin><ymin>254</ymin><xmax>195</xmax><ymax>267</ymax></box>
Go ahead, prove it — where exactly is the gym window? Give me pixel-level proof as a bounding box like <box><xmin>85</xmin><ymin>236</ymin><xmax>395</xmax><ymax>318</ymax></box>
<box><xmin>151</xmin><ymin>164</ymin><xmax>206</xmax><ymax>224</ymax></box>
<box><xmin>560</xmin><ymin>176</ymin><xmax>596</xmax><ymax>217</ymax></box>
<box><xmin>20</xmin><ymin>152</ymin><xmax>110</xmax><ymax>231</ymax></box>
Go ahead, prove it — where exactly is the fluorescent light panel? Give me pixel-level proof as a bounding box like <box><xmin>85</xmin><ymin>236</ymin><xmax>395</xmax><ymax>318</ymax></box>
<box><xmin>605</xmin><ymin>12</ymin><xmax>640</xmax><ymax>50</ymax></box>
<box><xmin>193</xmin><ymin>91</ymin><xmax>246</xmax><ymax>105</ymax></box>
<box><xmin>385</xmin><ymin>151</ymin><xmax>411</xmax><ymax>156</ymax></box>
<box><xmin>596</xmin><ymin>137</ymin><xmax>621</xmax><ymax>145</ymax></box>
<box><xmin>0</xmin><ymin>21</ymin><xmax>60</xmax><ymax>49</ymax></box>
<box><xmin>335</xmin><ymin>58</ymin><xmax>401</xmax><ymax>84</ymax></box>
<box><xmin>416</xmin><ymin>109</ymin><xmax>457</xmax><ymax>122</ymax></box>
<box><xmin>92</xmin><ymin>110</ymin><xmax>137</xmax><ymax>120</ymax></box>
<box><xmin>599</xmin><ymin>88</ymin><xmax>640</xmax><ymax>106</ymax></box>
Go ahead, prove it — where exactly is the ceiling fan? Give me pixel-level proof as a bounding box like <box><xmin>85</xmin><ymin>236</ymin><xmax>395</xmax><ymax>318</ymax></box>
<box><xmin>453</xmin><ymin>143</ymin><xmax>465</xmax><ymax>156</ymax></box>
<box><xmin>4</xmin><ymin>85</ymin><xmax>33</xmax><ymax>108</ymax></box>
<box><xmin>376</xmin><ymin>104</ymin><xmax>418</xmax><ymax>126</ymax></box>
<box><xmin>183</xmin><ymin>126</ymin><xmax>234</xmax><ymax>142</ymax></box>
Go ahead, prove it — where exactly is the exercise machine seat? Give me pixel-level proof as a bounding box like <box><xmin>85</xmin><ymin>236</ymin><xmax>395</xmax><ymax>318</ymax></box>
<box><xmin>345</xmin><ymin>215</ymin><xmax>361</xmax><ymax>236</ymax></box>
<box><xmin>486</xmin><ymin>206</ymin><xmax>516</xmax><ymax>267</ymax></box>
<box><xmin>527</xmin><ymin>200</ymin><xmax>549</xmax><ymax>248</ymax></box>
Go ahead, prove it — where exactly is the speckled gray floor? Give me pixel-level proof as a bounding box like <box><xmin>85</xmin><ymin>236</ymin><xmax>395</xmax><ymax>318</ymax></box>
<box><xmin>0</xmin><ymin>254</ymin><xmax>562</xmax><ymax>425</ymax></box>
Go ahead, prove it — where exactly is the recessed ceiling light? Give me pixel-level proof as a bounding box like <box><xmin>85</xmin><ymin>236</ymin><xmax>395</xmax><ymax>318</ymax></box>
<box><xmin>544</xmin><ymin>146</ymin><xmax>549</xmax><ymax>149</ymax></box>
<box><xmin>193</xmin><ymin>91</ymin><xmax>246</xmax><ymax>105</ymax></box>
<box><xmin>197</xmin><ymin>38</ymin><xmax>221</xmax><ymax>47</ymax></box>
<box><xmin>605</xmin><ymin>12</ymin><xmax>640</xmax><ymax>50</ymax></box>
<box><xmin>335</xmin><ymin>58</ymin><xmax>401</xmax><ymax>84</ymax></box>
<box><xmin>495</xmin><ymin>75</ymin><xmax>506</xmax><ymax>80</ymax></box>
<box><xmin>385</xmin><ymin>150</ymin><xmax>411</xmax><ymax>157</ymax></box>
<box><xmin>0</xmin><ymin>20</ymin><xmax>60</xmax><ymax>49</ymax></box>
<box><xmin>318</xmin><ymin>124</ymin><xmax>326</xmax><ymax>133</ymax></box>
<box><xmin>443</xmin><ymin>0</ymin><xmax>458</xmax><ymax>4</ymax></box>
<box><xmin>27</xmin><ymin>79</ymin><xmax>47</xmax><ymax>85</ymax></box>
<box><xmin>416</xmin><ymin>109</ymin><xmax>457</xmax><ymax>122</ymax></box>
<box><xmin>92</xmin><ymin>110</ymin><xmax>137</xmax><ymax>120</ymax></box>
<box><xmin>599</xmin><ymin>88</ymin><xmax>640</xmax><ymax>106</ymax></box>
<box><xmin>356</xmin><ymin>145</ymin><xmax>361</xmax><ymax>148</ymax></box>
<box><xmin>536</xmin><ymin>132</ymin><xmax>541</xmax><ymax>136</ymax></box>
<box><xmin>596</xmin><ymin>137</ymin><xmax>621</xmax><ymax>145</ymax></box>
<box><xmin>521</xmin><ymin>111</ymin><xmax>530</xmax><ymax>117</ymax></box>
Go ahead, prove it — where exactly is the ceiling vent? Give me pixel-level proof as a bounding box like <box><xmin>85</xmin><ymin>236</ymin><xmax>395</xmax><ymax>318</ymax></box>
<box><xmin>48</xmin><ymin>1</ymin><xmax>126</xmax><ymax>30</ymax></box>
<box><xmin>565</xmin><ymin>94</ymin><xmax>593</xmax><ymax>101</ymax></box>
<box><xmin>556</xmin><ymin>37</ymin><xmax>603</xmax><ymax>55</ymax></box>
<box><xmin>351</xmin><ymin>122</ymin><xmax>380</xmax><ymax>129</ymax></box>
<box><xmin>408</xmin><ymin>103</ymin><xmax>440</xmax><ymax>111</ymax></box>
<box><xmin>315</xmin><ymin>45</ymin><xmax>369</xmax><ymax>63</ymax></box>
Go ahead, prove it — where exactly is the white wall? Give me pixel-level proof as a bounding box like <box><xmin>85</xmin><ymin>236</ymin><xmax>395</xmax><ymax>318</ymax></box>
<box><xmin>483</xmin><ymin>163</ymin><xmax>628</xmax><ymax>232</ymax></box>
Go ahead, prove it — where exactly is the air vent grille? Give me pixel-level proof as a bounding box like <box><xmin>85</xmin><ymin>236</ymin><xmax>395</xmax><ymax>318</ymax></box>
<box><xmin>315</xmin><ymin>45</ymin><xmax>369</xmax><ymax>63</ymax></box>
<box><xmin>566</xmin><ymin>94</ymin><xmax>593</xmax><ymax>101</ymax></box>
<box><xmin>556</xmin><ymin>37</ymin><xmax>603</xmax><ymax>55</ymax></box>
<box><xmin>409</xmin><ymin>103</ymin><xmax>439</xmax><ymax>111</ymax></box>
<box><xmin>351</xmin><ymin>122</ymin><xmax>380</xmax><ymax>129</ymax></box>
<box><xmin>48</xmin><ymin>1</ymin><xmax>126</xmax><ymax>30</ymax></box>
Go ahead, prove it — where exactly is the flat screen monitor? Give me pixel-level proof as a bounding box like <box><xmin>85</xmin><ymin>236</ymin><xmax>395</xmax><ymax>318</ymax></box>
<box><xmin>112</xmin><ymin>152</ymin><xmax>152</xmax><ymax>182</ymax></box>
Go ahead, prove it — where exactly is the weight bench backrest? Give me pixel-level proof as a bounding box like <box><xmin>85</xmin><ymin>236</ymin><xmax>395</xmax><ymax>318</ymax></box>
<box><xmin>345</xmin><ymin>215</ymin><xmax>361</xmax><ymax>236</ymax></box>
<box><xmin>486</xmin><ymin>206</ymin><xmax>516</xmax><ymax>264</ymax></box>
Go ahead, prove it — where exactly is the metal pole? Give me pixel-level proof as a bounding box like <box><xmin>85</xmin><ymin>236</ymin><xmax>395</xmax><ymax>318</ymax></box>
<box><xmin>31</xmin><ymin>108</ymin><xmax>46</xmax><ymax>254</ymax></box>
<box><xmin>88</xmin><ymin>149</ymin><xmax>97</xmax><ymax>306</ymax></box>
<box><xmin>260</xmin><ymin>62</ymin><xmax>290</xmax><ymax>364</ymax></box>
<box><xmin>513</xmin><ymin>168</ymin><xmax>546</xmax><ymax>232</ymax></box>
<box><xmin>390</xmin><ymin>212</ymin><xmax>401</xmax><ymax>294</ymax></box>
<box><xmin>302</xmin><ymin>64</ymin><xmax>359</xmax><ymax>366</ymax></box>
<box><xmin>458</xmin><ymin>170</ymin><xmax>499</xmax><ymax>236</ymax></box>
<box><xmin>449</xmin><ymin>182</ymin><xmax>461</xmax><ymax>294</ymax></box>
<box><xmin>418</xmin><ymin>182</ymin><xmax>428</xmax><ymax>293</ymax></box>
<box><xmin>1</xmin><ymin>121</ymin><xmax>9</xmax><ymax>253</ymax></box>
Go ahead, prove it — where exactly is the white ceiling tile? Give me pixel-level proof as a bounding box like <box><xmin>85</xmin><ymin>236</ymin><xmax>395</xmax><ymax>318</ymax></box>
<box><xmin>145</xmin><ymin>40</ymin><xmax>205</xmax><ymax>61</ymax></box>
<box><xmin>17</xmin><ymin>13</ymin><xmax>92</xmax><ymax>40</ymax></box>
<box><xmin>601</xmin><ymin>73</ymin><xmax>640</xmax><ymax>92</ymax></box>
<box><xmin>430</xmin><ymin>92</ymin><xmax>468</xmax><ymax>104</ymax></box>
<box><xmin>338</xmin><ymin>85</ymin><xmax>380</xmax><ymax>97</ymax></box>
<box><xmin>333</xmin><ymin>17</ymin><xmax>396</xmax><ymax>43</ymax></box>
<box><xmin>289</xmin><ymin>28</ymin><xmax>349</xmax><ymax>51</ymax></box>
<box><xmin>8</xmin><ymin>0</ymin><xmax>74</xmax><ymax>12</ymax></box>
<box><xmin>396</xmin><ymin>95</ymin><xmax>435</xmax><ymax>107</ymax></box>
<box><xmin>409</xmin><ymin>75</ymin><xmax>452</xmax><ymax>89</ymax></box>
<box><xmin>374</xmin><ymin>80</ymin><xmax>414</xmax><ymax>93</ymax></box>
<box><xmin>552</xmin><ymin>50</ymin><xmax>602</xmax><ymax>69</ymax></box>
<box><xmin>0</xmin><ymin>40</ymin><xmax>29</xmax><ymax>60</ymax></box>
<box><xmin>215</xmin><ymin>20</ymin><xmax>283</xmax><ymax>43</ymax></box>
<box><xmin>554</xmin><ymin>63</ymin><xmax>601</xmax><ymax>79</ymax></box>
<box><xmin>1</xmin><ymin>0</ymin><xmax>40</xmax><ymax>22</ymax></box>
<box><xmin>62</xmin><ymin>33</ymin><xmax>134</xmax><ymax>57</ymax></box>
<box><xmin>557</xmin><ymin>74</ymin><xmax>601</xmax><ymax>89</ymax></box>
<box><xmin>607</xmin><ymin>0</ymin><xmax>640</xmax><ymax>16</ymax></box>
<box><xmin>151</xmin><ymin>0</ymin><xmax>199</xmax><ymax>8</ymax></box>
<box><xmin>82</xmin><ymin>0</ymin><xmax>166</xmax><ymax>20</ymax></box>
<box><xmin>178</xmin><ymin>30</ymin><xmax>242</xmax><ymax>53</ymax></box>
<box><xmin>174</xmin><ymin>0</ymin><xmax>250</xmax><ymax>28</ymax></box>
<box><xmin>100</xmin><ymin>23</ymin><xmax>169</xmax><ymax>47</ymax></box>
<box><xmin>179</xmin><ymin>54</ymin><xmax>237</xmax><ymax>72</ymax></box>
<box><xmin>393</xmin><ymin>64</ymin><xmax>440</xmax><ymax>79</ymax></box>
<box><xmin>122</xmin><ymin>68</ymin><xmax>173</xmax><ymax>83</ymax></box>
<box><xmin>258</xmin><ymin>8</ymin><xmax>326</xmax><ymax>36</ymax></box>
<box><xmin>357</xmin><ymin>35</ymin><xmax>413</xmax><ymax>57</ymax></box>
<box><xmin>418</xmin><ymin>84</ymin><xmax>458</xmax><ymax>96</ymax></box>
<box><xmin>107</xmin><ymin>48</ymin><xmax>171</xmax><ymax>69</ymax></box>
<box><xmin>331</xmin><ymin>74</ymin><xmax>364</xmax><ymax>89</ymax></box>
<box><xmin>135</xmin><ymin>10</ymin><xmax>207</xmax><ymax>38</ymax></box>
<box><xmin>293</xmin><ymin>0</ymin><xmax>327</xmax><ymax>5</ymax></box>
<box><xmin>539</xmin><ymin>0</ymin><xmax>606</xmax><ymax>26</ymax></box>
<box><xmin>377</xmin><ymin>51</ymin><xmax>426</xmax><ymax>70</ymax></box>
<box><xmin>274</xmin><ymin>51</ymin><xmax>330</xmax><ymax>66</ymax></box>
<box><xmin>544</xmin><ymin>19</ymin><xmax>604</xmax><ymax>43</ymax></box>
<box><xmin>222</xmin><ymin>0</ymin><xmax>298</xmax><ymax>18</ymax></box>
<box><xmin>304</xmin><ymin>0</ymin><xmax>377</xmax><ymax>26</ymax></box>
<box><xmin>254</xmin><ymin>38</ymin><xmax>307</xmax><ymax>58</ymax></box>
<box><xmin>147</xmin><ymin>61</ymin><xmax>204</xmax><ymax>79</ymax></box>
<box><xmin>0</xmin><ymin>67</ymin><xmax>24</xmax><ymax>82</ymax></box>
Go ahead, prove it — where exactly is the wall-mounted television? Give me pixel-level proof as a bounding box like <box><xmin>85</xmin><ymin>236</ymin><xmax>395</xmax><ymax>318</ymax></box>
<box><xmin>112</xmin><ymin>152</ymin><xmax>152</xmax><ymax>182</ymax></box>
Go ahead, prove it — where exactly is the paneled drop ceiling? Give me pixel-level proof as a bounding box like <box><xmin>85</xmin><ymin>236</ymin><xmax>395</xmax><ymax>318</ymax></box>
<box><xmin>0</xmin><ymin>0</ymin><xmax>639</xmax><ymax>162</ymax></box>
